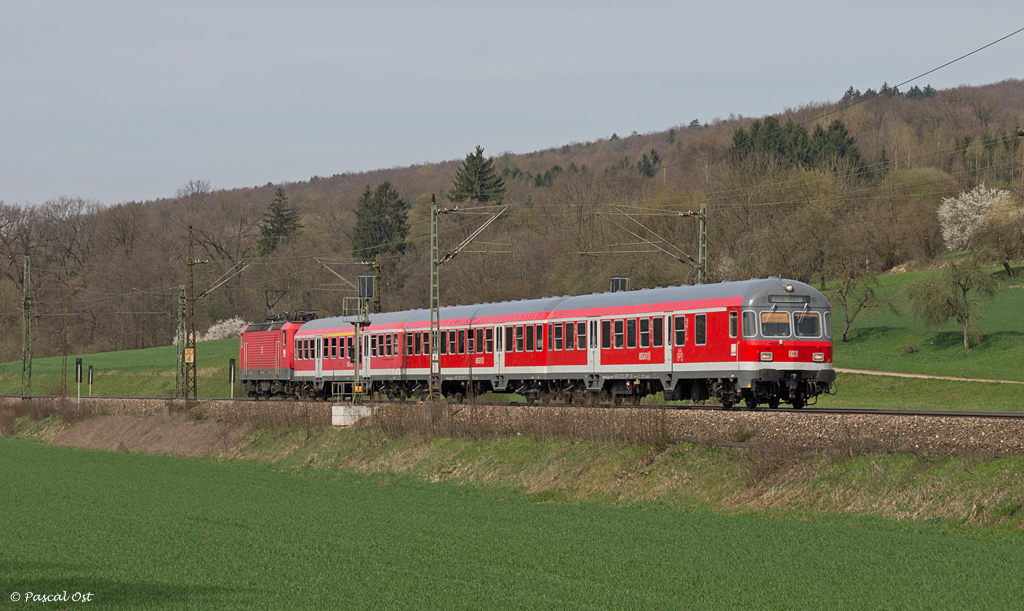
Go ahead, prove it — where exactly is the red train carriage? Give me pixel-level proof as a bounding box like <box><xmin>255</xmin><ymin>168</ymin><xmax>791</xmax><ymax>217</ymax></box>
<box><xmin>241</xmin><ymin>278</ymin><xmax>835</xmax><ymax>408</ymax></box>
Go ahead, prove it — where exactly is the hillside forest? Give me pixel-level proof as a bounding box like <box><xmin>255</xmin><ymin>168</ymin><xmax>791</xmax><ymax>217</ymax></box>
<box><xmin>1</xmin><ymin>79</ymin><xmax>1023</xmax><ymax>361</ymax></box>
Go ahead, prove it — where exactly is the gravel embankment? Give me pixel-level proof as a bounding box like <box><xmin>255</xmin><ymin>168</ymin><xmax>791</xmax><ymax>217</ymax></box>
<box><xmin>4</xmin><ymin>396</ymin><xmax>1022</xmax><ymax>456</ymax></box>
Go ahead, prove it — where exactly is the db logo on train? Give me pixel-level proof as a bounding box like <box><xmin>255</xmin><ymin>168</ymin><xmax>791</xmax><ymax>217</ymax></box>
<box><xmin>788</xmin><ymin>350</ymin><xmax>799</xmax><ymax>358</ymax></box>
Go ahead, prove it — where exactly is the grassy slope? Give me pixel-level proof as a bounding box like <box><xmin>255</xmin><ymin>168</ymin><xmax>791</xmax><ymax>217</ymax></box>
<box><xmin>2</xmin><ymin>435</ymin><xmax>1022</xmax><ymax>611</ymax></box>
<box><xmin>0</xmin><ymin>338</ymin><xmax>241</xmax><ymax>398</ymax></box>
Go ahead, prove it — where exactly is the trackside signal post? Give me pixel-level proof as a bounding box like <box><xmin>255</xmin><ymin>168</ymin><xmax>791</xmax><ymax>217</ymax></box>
<box><xmin>21</xmin><ymin>255</ymin><xmax>31</xmax><ymax>399</ymax></box>
<box><xmin>429</xmin><ymin>195</ymin><xmax>441</xmax><ymax>399</ymax></box>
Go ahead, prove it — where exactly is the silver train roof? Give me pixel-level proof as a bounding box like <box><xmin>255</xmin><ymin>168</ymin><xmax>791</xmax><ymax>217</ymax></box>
<box><xmin>299</xmin><ymin>278</ymin><xmax>828</xmax><ymax>331</ymax></box>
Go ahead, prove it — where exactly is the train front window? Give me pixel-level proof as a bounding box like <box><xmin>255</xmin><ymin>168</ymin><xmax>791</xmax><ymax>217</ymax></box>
<box><xmin>794</xmin><ymin>312</ymin><xmax>821</xmax><ymax>337</ymax></box>
<box><xmin>761</xmin><ymin>312</ymin><xmax>791</xmax><ymax>337</ymax></box>
<box><xmin>824</xmin><ymin>312</ymin><xmax>832</xmax><ymax>338</ymax></box>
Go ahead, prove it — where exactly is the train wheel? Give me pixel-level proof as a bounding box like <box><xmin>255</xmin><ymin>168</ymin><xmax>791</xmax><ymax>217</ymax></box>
<box><xmin>767</xmin><ymin>397</ymin><xmax>780</xmax><ymax>409</ymax></box>
<box><xmin>745</xmin><ymin>396</ymin><xmax>758</xmax><ymax>410</ymax></box>
<box><xmin>791</xmin><ymin>396</ymin><xmax>804</xmax><ymax>409</ymax></box>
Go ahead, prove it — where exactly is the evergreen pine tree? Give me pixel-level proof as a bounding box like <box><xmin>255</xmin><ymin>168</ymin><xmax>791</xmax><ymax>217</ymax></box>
<box><xmin>351</xmin><ymin>181</ymin><xmax>410</xmax><ymax>258</ymax></box>
<box><xmin>257</xmin><ymin>188</ymin><xmax>303</xmax><ymax>256</ymax></box>
<box><xmin>448</xmin><ymin>146</ymin><xmax>506</xmax><ymax>203</ymax></box>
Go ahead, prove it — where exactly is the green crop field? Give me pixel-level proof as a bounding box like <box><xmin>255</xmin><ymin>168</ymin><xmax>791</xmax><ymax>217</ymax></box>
<box><xmin>2</xmin><ymin>438</ymin><xmax>1022</xmax><ymax>610</ymax></box>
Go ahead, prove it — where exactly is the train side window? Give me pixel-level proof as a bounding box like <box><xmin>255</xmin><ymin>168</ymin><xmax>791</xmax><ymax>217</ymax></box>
<box><xmin>295</xmin><ymin>339</ymin><xmax>301</xmax><ymax>360</ymax></box>
<box><xmin>614</xmin><ymin>320</ymin><xmax>624</xmax><ymax>349</ymax></box>
<box><xmin>496</xmin><ymin>327</ymin><xmax>503</xmax><ymax>352</ymax></box>
<box><xmin>306</xmin><ymin>339</ymin><xmax>312</xmax><ymax>360</ymax></box>
<box><xmin>578</xmin><ymin>322</ymin><xmax>586</xmax><ymax>350</ymax></box>
<box><xmin>458</xmin><ymin>329</ymin><xmax>466</xmax><ymax>354</ymax></box>
<box><xmin>485</xmin><ymin>328</ymin><xmax>493</xmax><ymax>353</ymax></box>
<box><xmin>449</xmin><ymin>330</ymin><xmax>458</xmax><ymax>354</ymax></box>
<box><xmin>515</xmin><ymin>326</ymin><xmax>524</xmax><ymax>352</ymax></box>
<box><xmin>547</xmin><ymin>324</ymin><xmax>553</xmax><ymax>351</ymax></box>
<box><xmin>476</xmin><ymin>328</ymin><xmax>484</xmax><ymax>353</ymax></box>
<box><xmin>601</xmin><ymin>320</ymin><xmax>611</xmax><ymax>349</ymax></box>
<box><xmin>626</xmin><ymin>319</ymin><xmax>636</xmax><ymax>348</ymax></box>
<box><xmin>652</xmin><ymin>317</ymin><xmax>663</xmax><ymax>347</ymax></box>
<box><xmin>674</xmin><ymin>316</ymin><xmax>686</xmax><ymax>346</ymax></box>
<box><xmin>639</xmin><ymin>318</ymin><xmax>650</xmax><ymax>348</ymax></box>
<box><xmin>387</xmin><ymin>334</ymin><xmax>394</xmax><ymax>357</ymax></box>
<box><xmin>525</xmin><ymin>325</ymin><xmax>535</xmax><ymax>351</ymax></box>
<box><xmin>395</xmin><ymin>333</ymin><xmax>401</xmax><ymax>356</ymax></box>
<box><xmin>695</xmin><ymin>314</ymin><xmax>707</xmax><ymax>345</ymax></box>
<box><xmin>347</xmin><ymin>337</ymin><xmax>354</xmax><ymax>359</ymax></box>
<box><xmin>566</xmin><ymin>322</ymin><xmax>575</xmax><ymax>350</ymax></box>
<box><xmin>824</xmin><ymin>312</ymin><xmax>832</xmax><ymax>338</ymax></box>
<box><xmin>554</xmin><ymin>324</ymin><xmax>563</xmax><ymax>350</ymax></box>
<box><xmin>323</xmin><ymin>338</ymin><xmax>329</xmax><ymax>359</ymax></box>
<box><xmin>743</xmin><ymin>311</ymin><xmax>757</xmax><ymax>338</ymax></box>
<box><xmin>371</xmin><ymin>335</ymin><xmax>377</xmax><ymax>357</ymax></box>
<box><xmin>537</xmin><ymin>324</ymin><xmax>545</xmax><ymax>351</ymax></box>
<box><xmin>330</xmin><ymin>337</ymin><xmax>336</xmax><ymax>359</ymax></box>
<box><xmin>729</xmin><ymin>311</ymin><xmax>738</xmax><ymax>339</ymax></box>
<box><xmin>415</xmin><ymin>332</ymin><xmax>422</xmax><ymax>356</ymax></box>
<box><xmin>406</xmin><ymin>332</ymin><xmax>414</xmax><ymax>355</ymax></box>
<box><xmin>466</xmin><ymin>329</ymin><xmax>474</xmax><ymax>354</ymax></box>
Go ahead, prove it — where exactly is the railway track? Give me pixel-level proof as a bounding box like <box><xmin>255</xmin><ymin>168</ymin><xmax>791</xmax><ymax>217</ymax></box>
<box><xmin>7</xmin><ymin>394</ymin><xmax>1024</xmax><ymax>420</ymax></box>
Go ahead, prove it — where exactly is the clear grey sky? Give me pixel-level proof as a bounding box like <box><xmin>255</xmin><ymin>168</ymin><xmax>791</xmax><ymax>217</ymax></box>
<box><xmin>2</xmin><ymin>1</ymin><xmax>1021</xmax><ymax>205</ymax></box>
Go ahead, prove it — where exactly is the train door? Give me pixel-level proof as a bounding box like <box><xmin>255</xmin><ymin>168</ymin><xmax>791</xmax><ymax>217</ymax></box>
<box><xmin>494</xmin><ymin>326</ymin><xmax>504</xmax><ymax>376</ymax></box>
<box><xmin>314</xmin><ymin>337</ymin><xmax>323</xmax><ymax>378</ymax></box>
<box><xmin>588</xmin><ymin>319</ymin><xmax>599</xmax><ymax>375</ymax></box>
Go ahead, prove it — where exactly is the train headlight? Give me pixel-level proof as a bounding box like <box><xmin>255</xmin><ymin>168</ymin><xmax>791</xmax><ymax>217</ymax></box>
<box><xmin>760</xmin><ymin>352</ymin><xmax>773</xmax><ymax>362</ymax></box>
<box><xmin>812</xmin><ymin>352</ymin><xmax>825</xmax><ymax>362</ymax></box>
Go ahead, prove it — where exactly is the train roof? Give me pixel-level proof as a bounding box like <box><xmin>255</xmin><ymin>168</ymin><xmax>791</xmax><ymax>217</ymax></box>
<box><xmin>297</xmin><ymin>278</ymin><xmax>828</xmax><ymax>332</ymax></box>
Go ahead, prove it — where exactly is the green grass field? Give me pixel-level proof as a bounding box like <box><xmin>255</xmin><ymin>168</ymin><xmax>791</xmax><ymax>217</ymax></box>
<box><xmin>2</xmin><ymin>437</ymin><xmax>1022</xmax><ymax>610</ymax></box>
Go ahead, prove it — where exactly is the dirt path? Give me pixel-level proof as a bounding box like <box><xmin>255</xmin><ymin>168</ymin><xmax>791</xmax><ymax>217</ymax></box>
<box><xmin>835</xmin><ymin>368</ymin><xmax>1024</xmax><ymax>385</ymax></box>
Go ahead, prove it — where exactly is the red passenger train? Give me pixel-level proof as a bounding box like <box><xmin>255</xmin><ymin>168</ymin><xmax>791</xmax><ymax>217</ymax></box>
<box><xmin>239</xmin><ymin>278</ymin><xmax>835</xmax><ymax>408</ymax></box>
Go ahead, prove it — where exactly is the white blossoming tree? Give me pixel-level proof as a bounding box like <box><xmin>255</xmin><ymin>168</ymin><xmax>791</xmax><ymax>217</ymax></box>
<box><xmin>938</xmin><ymin>184</ymin><xmax>1012</xmax><ymax>252</ymax></box>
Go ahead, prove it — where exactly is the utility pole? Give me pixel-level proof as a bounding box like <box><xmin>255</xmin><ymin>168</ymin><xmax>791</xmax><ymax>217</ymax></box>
<box><xmin>698</xmin><ymin>202</ymin><xmax>707</xmax><ymax>284</ymax></box>
<box><xmin>184</xmin><ymin>227</ymin><xmax>198</xmax><ymax>402</ymax></box>
<box><xmin>373</xmin><ymin>254</ymin><xmax>382</xmax><ymax>314</ymax></box>
<box><xmin>429</xmin><ymin>195</ymin><xmax>441</xmax><ymax>400</ymax></box>
<box><xmin>176</xmin><ymin>285</ymin><xmax>186</xmax><ymax>397</ymax></box>
<box><xmin>60</xmin><ymin>308</ymin><xmax>68</xmax><ymax>399</ymax></box>
<box><xmin>21</xmin><ymin>255</ymin><xmax>31</xmax><ymax>399</ymax></box>
<box><xmin>428</xmin><ymin>194</ymin><xmax>507</xmax><ymax>400</ymax></box>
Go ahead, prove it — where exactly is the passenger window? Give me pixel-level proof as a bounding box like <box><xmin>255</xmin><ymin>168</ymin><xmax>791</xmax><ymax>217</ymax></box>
<box><xmin>652</xmin><ymin>317</ymin><xmax>663</xmax><ymax>347</ymax></box>
<box><xmin>729</xmin><ymin>311</ymin><xmax>738</xmax><ymax>339</ymax></box>
<box><xmin>601</xmin><ymin>320</ymin><xmax>611</xmax><ymax>349</ymax></box>
<box><xmin>614</xmin><ymin>320</ymin><xmax>624</xmax><ymax>349</ymax></box>
<box><xmin>371</xmin><ymin>335</ymin><xmax>377</xmax><ymax>357</ymax></box>
<box><xmin>536</xmin><ymin>324</ymin><xmax>544</xmax><ymax>350</ymax></box>
<box><xmin>554</xmin><ymin>324</ymin><xmax>563</xmax><ymax>350</ymax></box>
<box><xmin>639</xmin><ymin>318</ymin><xmax>650</xmax><ymax>348</ymax></box>
<box><xmin>578</xmin><ymin>322</ymin><xmax>586</xmax><ymax>350</ymax></box>
<box><xmin>385</xmin><ymin>334</ymin><xmax>392</xmax><ymax>357</ymax></box>
<box><xmin>465</xmin><ymin>329</ymin><xmax>472</xmax><ymax>354</ymax></box>
<box><xmin>515</xmin><ymin>326</ymin><xmax>524</xmax><ymax>352</ymax></box>
<box><xmin>526</xmin><ymin>325</ymin><xmax>535</xmax><ymax>351</ymax></box>
<box><xmin>761</xmin><ymin>312</ymin><xmax>791</xmax><ymax>337</ymax></box>
<box><xmin>347</xmin><ymin>337</ymin><xmax>353</xmax><ymax>358</ymax></box>
<box><xmin>743</xmin><ymin>311</ymin><xmax>757</xmax><ymax>338</ymax></box>
<box><xmin>485</xmin><ymin>328</ymin><xmax>493</xmax><ymax>353</ymax></box>
<box><xmin>331</xmin><ymin>337</ymin><xmax>337</xmax><ymax>359</ymax></box>
<box><xmin>674</xmin><ymin>316</ymin><xmax>686</xmax><ymax>346</ymax></box>
<box><xmin>440</xmin><ymin>331</ymin><xmax>447</xmax><ymax>355</ymax></box>
<box><xmin>415</xmin><ymin>332</ymin><xmax>422</xmax><ymax>356</ymax></box>
<box><xmin>695</xmin><ymin>314</ymin><xmax>707</xmax><ymax>345</ymax></box>
<box><xmin>626</xmin><ymin>319</ymin><xmax>636</xmax><ymax>349</ymax></box>
<box><xmin>547</xmin><ymin>324</ymin><xmax>552</xmax><ymax>351</ymax></box>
